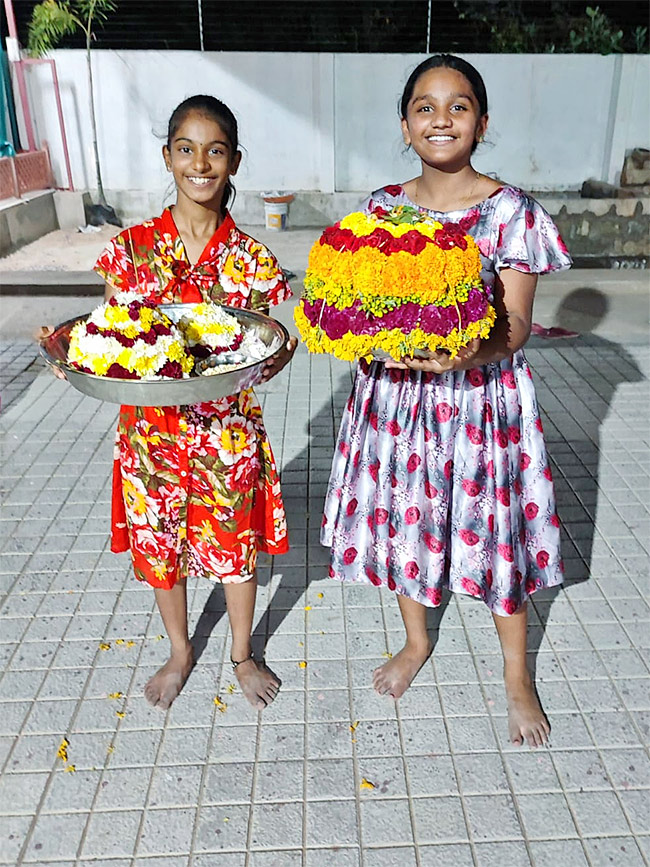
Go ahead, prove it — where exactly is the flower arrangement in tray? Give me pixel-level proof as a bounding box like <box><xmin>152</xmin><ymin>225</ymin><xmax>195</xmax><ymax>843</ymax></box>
<box><xmin>294</xmin><ymin>205</ymin><xmax>496</xmax><ymax>362</ymax></box>
<box><xmin>67</xmin><ymin>293</ymin><xmax>250</xmax><ymax>381</ymax></box>
<box><xmin>67</xmin><ymin>292</ymin><xmax>194</xmax><ymax>380</ymax></box>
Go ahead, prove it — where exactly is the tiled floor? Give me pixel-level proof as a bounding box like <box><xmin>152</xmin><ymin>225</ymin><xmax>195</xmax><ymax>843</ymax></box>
<box><xmin>0</xmin><ymin>332</ymin><xmax>648</xmax><ymax>866</ymax></box>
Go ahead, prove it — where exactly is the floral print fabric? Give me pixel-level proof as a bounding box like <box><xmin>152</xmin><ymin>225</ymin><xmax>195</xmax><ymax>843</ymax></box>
<box><xmin>95</xmin><ymin>208</ymin><xmax>291</xmax><ymax>589</ymax></box>
<box><xmin>321</xmin><ymin>185</ymin><xmax>572</xmax><ymax>615</ymax></box>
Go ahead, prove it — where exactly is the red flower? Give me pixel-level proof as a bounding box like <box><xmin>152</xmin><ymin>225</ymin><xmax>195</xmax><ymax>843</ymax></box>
<box><xmin>321</xmin><ymin>515</ymin><xmax>327</xmax><ymax>528</ymax></box>
<box><xmin>466</xmin><ymin>423</ymin><xmax>484</xmax><ymax>446</ymax></box>
<box><xmin>343</xmin><ymin>547</ymin><xmax>358</xmax><ymax>565</ymax></box>
<box><xmin>404</xmin><ymin>561</ymin><xmax>419</xmax><ymax>579</ymax></box>
<box><xmin>339</xmin><ymin>441</ymin><xmax>350</xmax><ymax>457</ymax></box>
<box><xmin>501</xmin><ymin>598</ymin><xmax>518</xmax><ymax>615</ymax></box>
<box><xmin>365</xmin><ymin>566</ymin><xmax>382</xmax><ymax>586</ymax></box>
<box><xmin>366</xmin><ymin>515</ymin><xmax>374</xmax><ymax>530</ymax></box>
<box><xmin>486</xmin><ymin>460</ymin><xmax>495</xmax><ymax>478</ymax></box>
<box><xmin>369</xmin><ymin>462</ymin><xmax>380</xmax><ymax>482</ymax></box>
<box><xmin>487</xmin><ymin>514</ymin><xmax>495</xmax><ymax>533</ymax></box>
<box><xmin>391</xmin><ymin>473</ymin><xmax>398</xmax><ymax>488</ymax></box>
<box><xmin>425</xmin><ymin>586</ymin><xmax>442</xmax><ymax>605</ymax></box>
<box><xmin>525</xmin><ymin>576</ymin><xmax>537</xmax><ymax>594</ymax></box>
<box><xmin>520</xmin><ymin>452</ymin><xmax>531</xmax><ymax>470</ymax></box>
<box><xmin>497</xmin><ymin>543</ymin><xmax>514</xmax><ymax>562</ymax></box>
<box><xmin>388</xmin><ymin>523</ymin><xmax>397</xmax><ymax>538</ymax></box>
<box><xmin>543</xmin><ymin>465</ymin><xmax>553</xmax><ymax>481</ymax></box>
<box><xmin>424</xmin><ymin>481</ymin><xmax>438</xmax><ymax>499</ymax></box>
<box><xmin>374</xmin><ymin>507</ymin><xmax>389</xmax><ymax>525</ymax></box>
<box><xmin>444</xmin><ymin>459</ymin><xmax>453</xmax><ymax>480</ymax></box>
<box><xmin>353</xmin><ymin>451</ymin><xmax>361</xmax><ymax>468</ymax></box>
<box><xmin>494</xmin><ymin>430</ymin><xmax>508</xmax><ymax>449</ymax></box>
<box><xmin>407</xmin><ymin>453</ymin><xmax>422</xmax><ymax>473</ymax></box>
<box><xmin>525</xmin><ymin>210</ymin><xmax>535</xmax><ymax>229</ymax></box>
<box><xmin>386</xmin><ymin>419</ymin><xmax>402</xmax><ymax>436</ymax></box>
<box><xmin>423</xmin><ymin>532</ymin><xmax>444</xmax><ymax>553</ymax></box>
<box><xmin>535</xmin><ymin>417</ymin><xmax>544</xmax><ymax>433</ymax></box>
<box><xmin>383</xmin><ymin>184</ymin><xmax>403</xmax><ymax>197</ymax></box>
<box><xmin>370</xmin><ymin>412</ymin><xmax>379</xmax><ymax>431</ymax></box>
<box><xmin>459</xmin><ymin>529</ymin><xmax>480</xmax><ymax>546</ymax></box>
<box><xmin>508</xmin><ymin>426</ymin><xmax>521</xmax><ymax>444</ymax></box>
<box><xmin>346</xmin><ymin>498</ymin><xmax>358</xmax><ymax>516</ymax></box>
<box><xmin>405</xmin><ymin>506</ymin><xmax>420</xmax><ymax>525</ymax></box>
<box><xmin>550</xmin><ymin>513</ymin><xmax>560</xmax><ymax>528</ymax></box>
<box><xmin>501</xmin><ymin>370</ymin><xmax>516</xmax><ymax>389</ymax></box>
<box><xmin>486</xmin><ymin>568</ymin><xmax>494</xmax><ymax>588</ymax></box>
<box><xmin>525</xmin><ymin>502</ymin><xmax>539</xmax><ymax>520</ymax></box>
<box><xmin>461</xmin><ymin>577</ymin><xmax>482</xmax><ymax>597</ymax></box>
<box><xmin>483</xmin><ymin>403</ymin><xmax>493</xmax><ymax>423</ymax></box>
<box><xmin>462</xmin><ymin>479</ymin><xmax>481</xmax><ymax>497</ymax></box>
<box><xmin>423</xmin><ymin>428</ymin><xmax>433</xmax><ymax>443</ymax></box>
<box><xmin>328</xmin><ymin>566</ymin><xmax>335</xmax><ymax>578</ymax></box>
<box><xmin>436</xmin><ymin>402</ymin><xmax>453</xmax><ymax>423</ymax></box>
<box><xmin>513</xmin><ymin>478</ymin><xmax>523</xmax><ymax>496</ymax></box>
<box><xmin>434</xmin><ymin>222</ymin><xmax>468</xmax><ymax>251</ymax></box>
<box><xmin>496</xmin><ymin>487</ymin><xmax>511</xmax><ymax>507</ymax></box>
<box><xmin>387</xmin><ymin>574</ymin><xmax>397</xmax><ymax>590</ymax></box>
<box><xmin>398</xmin><ymin>230</ymin><xmax>428</xmax><ymax>255</ymax></box>
<box><xmin>467</xmin><ymin>368</ymin><xmax>484</xmax><ymax>387</ymax></box>
<box><xmin>536</xmin><ymin>550</ymin><xmax>549</xmax><ymax>569</ymax></box>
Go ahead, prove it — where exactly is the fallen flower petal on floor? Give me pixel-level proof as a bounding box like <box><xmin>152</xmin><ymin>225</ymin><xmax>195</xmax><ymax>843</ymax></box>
<box><xmin>63</xmin><ymin>764</ymin><xmax>76</xmax><ymax>773</ymax></box>
<box><xmin>226</xmin><ymin>683</ymin><xmax>236</xmax><ymax>694</ymax></box>
<box><xmin>98</xmin><ymin>643</ymin><xmax>111</xmax><ymax>651</ymax></box>
<box><xmin>360</xmin><ymin>778</ymin><xmax>376</xmax><ymax>790</ymax></box>
<box><xmin>299</xmin><ymin>660</ymin><xmax>307</xmax><ymax>669</ymax></box>
<box><xmin>213</xmin><ymin>696</ymin><xmax>228</xmax><ymax>712</ymax></box>
<box><xmin>317</xmin><ymin>592</ymin><xmax>324</xmax><ymax>598</ymax></box>
<box><xmin>115</xmin><ymin>711</ymin><xmax>126</xmax><ymax>719</ymax></box>
<box><xmin>349</xmin><ymin>720</ymin><xmax>359</xmax><ymax>733</ymax></box>
<box><xmin>108</xmin><ymin>692</ymin><xmax>124</xmax><ymax>700</ymax></box>
<box><xmin>304</xmin><ymin>605</ymin><xmax>312</xmax><ymax>611</ymax></box>
<box><xmin>381</xmin><ymin>651</ymin><xmax>393</xmax><ymax>659</ymax></box>
<box><xmin>57</xmin><ymin>738</ymin><xmax>69</xmax><ymax>762</ymax></box>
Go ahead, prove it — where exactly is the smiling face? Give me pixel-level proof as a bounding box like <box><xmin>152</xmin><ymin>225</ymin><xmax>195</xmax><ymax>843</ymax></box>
<box><xmin>163</xmin><ymin>110</ymin><xmax>241</xmax><ymax>210</ymax></box>
<box><xmin>401</xmin><ymin>66</ymin><xmax>488</xmax><ymax>171</ymax></box>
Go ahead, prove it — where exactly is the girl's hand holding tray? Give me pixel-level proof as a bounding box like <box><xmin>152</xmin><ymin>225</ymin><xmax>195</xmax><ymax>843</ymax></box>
<box><xmin>293</xmin><ymin>204</ymin><xmax>496</xmax><ymax>365</ymax></box>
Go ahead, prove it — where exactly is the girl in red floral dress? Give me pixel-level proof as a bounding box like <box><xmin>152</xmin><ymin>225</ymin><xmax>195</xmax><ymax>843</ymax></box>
<box><xmin>94</xmin><ymin>95</ymin><xmax>296</xmax><ymax>710</ymax></box>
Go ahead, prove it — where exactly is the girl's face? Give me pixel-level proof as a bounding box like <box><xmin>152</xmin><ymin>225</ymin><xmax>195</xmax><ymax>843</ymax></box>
<box><xmin>401</xmin><ymin>67</ymin><xmax>488</xmax><ymax>171</ymax></box>
<box><xmin>163</xmin><ymin>111</ymin><xmax>241</xmax><ymax>209</ymax></box>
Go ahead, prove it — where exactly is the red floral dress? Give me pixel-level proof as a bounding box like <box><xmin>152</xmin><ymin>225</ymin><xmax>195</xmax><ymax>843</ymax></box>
<box><xmin>94</xmin><ymin>207</ymin><xmax>291</xmax><ymax>589</ymax></box>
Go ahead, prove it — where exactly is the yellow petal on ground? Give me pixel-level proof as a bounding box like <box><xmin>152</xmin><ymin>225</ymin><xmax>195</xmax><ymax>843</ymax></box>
<box><xmin>108</xmin><ymin>692</ymin><xmax>124</xmax><ymax>700</ymax></box>
<box><xmin>304</xmin><ymin>605</ymin><xmax>312</xmax><ymax>611</ymax></box>
<box><xmin>381</xmin><ymin>652</ymin><xmax>393</xmax><ymax>659</ymax></box>
<box><xmin>154</xmin><ymin>634</ymin><xmax>165</xmax><ymax>641</ymax></box>
<box><xmin>317</xmin><ymin>593</ymin><xmax>324</xmax><ymax>599</ymax></box>
<box><xmin>349</xmin><ymin>720</ymin><xmax>359</xmax><ymax>733</ymax></box>
<box><xmin>115</xmin><ymin>711</ymin><xmax>126</xmax><ymax>719</ymax></box>
<box><xmin>298</xmin><ymin>660</ymin><xmax>307</xmax><ymax>669</ymax></box>
<box><xmin>106</xmin><ymin>745</ymin><xmax>115</xmax><ymax>755</ymax></box>
<box><xmin>98</xmin><ymin>643</ymin><xmax>111</xmax><ymax>651</ymax></box>
<box><xmin>226</xmin><ymin>683</ymin><xmax>236</xmax><ymax>694</ymax></box>
<box><xmin>126</xmin><ymin>640</ymin><xmax>136</xmax><ymax>648</ymax></box>
<box><xmin>115</xmin><ymin>639</ymin><xmax>125</xmax><ymax>645</ymax></box>
<box><xmin>360</xmin><ymin>778</ymin><xmax>376</xmax><ymax>790</ymax></box>
<box><xmin>63</xmin><ymin>764</ymin><xmax>76</xmax><ymax>773</ymax></box>
<box><xmin>213</xmin><ymin>696</ymin><xmax>228</xmax><ymax>713</ymax></box>
<box><xmin>57</xmin><ymin>738</ymin><xmax>69</xmax><ymax>762</ymax></box>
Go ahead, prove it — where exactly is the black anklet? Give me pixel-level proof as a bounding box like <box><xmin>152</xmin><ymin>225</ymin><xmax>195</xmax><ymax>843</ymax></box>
<box><xmin>231</xmin><ymin>652</ymin><xmax>254</xmax><ymax>671</ymax></box>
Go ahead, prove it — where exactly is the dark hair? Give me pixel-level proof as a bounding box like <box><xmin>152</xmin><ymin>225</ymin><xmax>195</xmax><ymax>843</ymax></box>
<box><xmin>166</xmin><ymin>94</ymin><xmax>239</xmax><ymax>214</ymax></box>
<box><xmin>400</xmin><ymin>55</ymin><xmax>488</xmax><ymax>154</ymax></box>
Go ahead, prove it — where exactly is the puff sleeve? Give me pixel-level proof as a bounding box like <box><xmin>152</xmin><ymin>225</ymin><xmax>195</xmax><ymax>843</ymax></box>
<box><xmin>247</xmin><ymin>244</ymin><xmax>293</xmax><ymax>312</ymax></box>
<box><xmin>94</xmin><ymin>231</ymin><xmax>137</xmax><ymax>290</ymax></box>
<box><xmin>494</xmin><ymin>190</ymin><xmax>572</xmax><ymax>275</ymax></box>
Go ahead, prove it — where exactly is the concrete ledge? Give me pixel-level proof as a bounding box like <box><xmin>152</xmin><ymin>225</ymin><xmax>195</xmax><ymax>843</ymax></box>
<box><xmin>0</xmin><ymin>191</ymin><xmax>59</xmax><ymax>257</ymax></box>
<box><xmin>0</xmin><ymin>270</ymin><xmax>104</xmax><ymax>295</ymax></box>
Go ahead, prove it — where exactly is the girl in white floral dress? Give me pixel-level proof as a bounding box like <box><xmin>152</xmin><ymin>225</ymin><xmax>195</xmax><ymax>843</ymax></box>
<box><xmin>321</xmin><ymin>55</ymin><xmax>571</xmax><ymax>748</ymax></box>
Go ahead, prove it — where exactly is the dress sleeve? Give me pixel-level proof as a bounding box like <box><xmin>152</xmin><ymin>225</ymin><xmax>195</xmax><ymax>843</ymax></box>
<box><xmin>248</xmin><ymin>244</ymin><xmax>293</xmax><ymax>311</ymax></box>
<box><xmin>494</xmin><ymin>190</ymin><xmax>572</xmax><ymax>274</ymax></box>
<box><xmin>94</xmin><ymin>231</ymin><xmax>137</xmax><ymax>290</ymax></box>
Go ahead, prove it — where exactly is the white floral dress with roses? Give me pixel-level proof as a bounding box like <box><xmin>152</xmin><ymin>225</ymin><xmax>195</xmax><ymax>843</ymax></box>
<box><xmin>321</xmin><ymin>185</ymin><xmax>572</xmax><ymax>615</ymax></box>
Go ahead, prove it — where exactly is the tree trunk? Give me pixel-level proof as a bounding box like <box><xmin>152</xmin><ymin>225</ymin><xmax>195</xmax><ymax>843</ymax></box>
<box><xmin>85</xmin><ymin>8</ymin><xmax>106</xmax><ymax>206</ymax></box>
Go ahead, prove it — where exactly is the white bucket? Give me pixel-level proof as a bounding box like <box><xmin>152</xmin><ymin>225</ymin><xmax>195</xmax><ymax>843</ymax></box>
<box><xmin>264</xmin><ymin>200</ymin><xmax>289</xmax><ymax>231</ymax></box>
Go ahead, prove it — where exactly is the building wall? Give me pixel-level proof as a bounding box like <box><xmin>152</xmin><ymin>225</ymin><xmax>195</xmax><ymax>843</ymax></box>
<box><xmin>26</xmin><ymin>50</ymin><xmax>649</xmax><ymax>216</ymax></box>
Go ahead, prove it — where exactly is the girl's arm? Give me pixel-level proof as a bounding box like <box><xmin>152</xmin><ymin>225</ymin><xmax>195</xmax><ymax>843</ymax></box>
<box><xmin>386</xmin><ymin>269</ymin><xmax>538</xmax><ymax>373</ymax></box>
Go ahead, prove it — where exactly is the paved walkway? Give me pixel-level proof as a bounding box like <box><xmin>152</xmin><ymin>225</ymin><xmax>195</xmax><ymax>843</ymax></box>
<box><xmin>0</xmin><ymin>271</ymin><xmax>649</xmax><ymax>865</ymax></box>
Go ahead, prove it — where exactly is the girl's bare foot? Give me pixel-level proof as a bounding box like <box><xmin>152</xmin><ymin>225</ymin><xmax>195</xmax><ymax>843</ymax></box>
<box><xmin>372</xmin><ymin>640</ymin><xmax>433</xmax><ymax>699</ymax></box>
<box><xmin>504</xmin><ymin>665</ymin><xmax>550</xmax><ymax>748</ymax></box>
<box><xmin>233</xmin><ymin>657</ymin><xmax>280</xmax><ymax>710</ymax></box>
<box><xmin>144</xmin><ymin>646</ymin><xmax>194</xmax><ymax>710</ymax></box>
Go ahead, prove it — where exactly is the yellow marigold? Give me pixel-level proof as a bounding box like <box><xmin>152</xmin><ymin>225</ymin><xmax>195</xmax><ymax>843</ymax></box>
<box><xmin>339</xmin><ymin>211</ymin><xmax>443</xmax><ymax>238</ymax></box>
